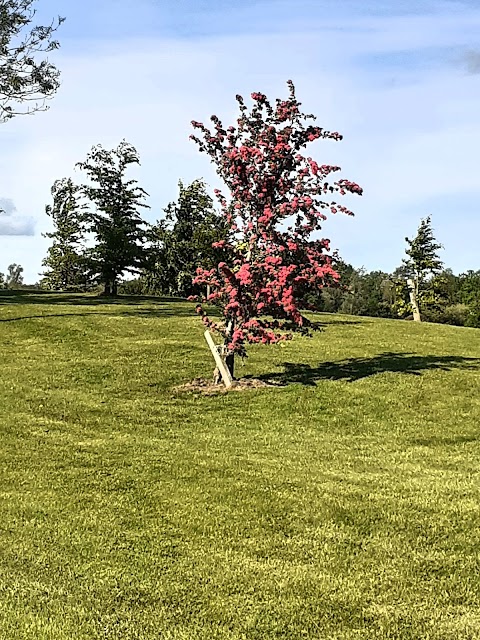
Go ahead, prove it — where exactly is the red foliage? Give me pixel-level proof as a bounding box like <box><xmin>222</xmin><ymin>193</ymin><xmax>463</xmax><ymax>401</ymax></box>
<box><xmin>190</xmin><ymin>80</ymin><xmax>362</xmax><ymax>357</ymax></box>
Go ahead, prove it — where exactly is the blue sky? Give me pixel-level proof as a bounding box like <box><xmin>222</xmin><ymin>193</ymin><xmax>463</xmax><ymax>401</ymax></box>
<box><xmin>1</xmin><ymin>0</ymin><xmax>480</xmax><ymax>282</ymax></box>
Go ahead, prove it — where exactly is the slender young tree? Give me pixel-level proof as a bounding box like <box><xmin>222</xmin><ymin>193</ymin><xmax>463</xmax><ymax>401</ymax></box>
<box><xmin>190</xmin><ymin>81</ymin><xmax>362</xmax><ymax>381</ymax></box>
<box><xmin>40</xmin><ymin>177</ymin><xmax>89</xmax><ymax>290</ymax></box>
<box><xmin>402</xmin><ymin>215</ymin><xmax>443</xmax><ymax>321</ymax></box>
<box><xmin>76</xmin><ymin>141</ymin><xmax>150</xmax><ymax>296</ymax></box>
<box><xmin>0</xmin><ymin>0</ymin><xmax>64</xmax><ymax>123</ymax></box>
<box><xmin>145</xmin><ymin>179</ymin><xmax>229</xmax><ymax>297</ymax></box>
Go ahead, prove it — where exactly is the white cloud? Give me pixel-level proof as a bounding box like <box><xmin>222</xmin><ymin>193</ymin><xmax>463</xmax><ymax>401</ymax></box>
<box><xmin>0</xmin><ymin>198</ymin><xmax>35</xmax><ymax>236</ymax></box>
<box><xmin>463</xmin><ymin>49</ymin><xmax>480</xmax><ymax>74</ymax></box>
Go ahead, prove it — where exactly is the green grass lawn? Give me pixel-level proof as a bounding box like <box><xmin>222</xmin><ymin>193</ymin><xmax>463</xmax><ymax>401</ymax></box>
<box><xmin>1</xmin><ymin>291</ymin><xmax>480</xmax><ymax>639</ymax></box>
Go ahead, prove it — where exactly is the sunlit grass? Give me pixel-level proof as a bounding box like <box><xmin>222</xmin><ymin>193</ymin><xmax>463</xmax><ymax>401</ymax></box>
<box><xmin>0</xmin><ymin>291</ymin><xmax>479</xmax><ymax>639</ymax></box>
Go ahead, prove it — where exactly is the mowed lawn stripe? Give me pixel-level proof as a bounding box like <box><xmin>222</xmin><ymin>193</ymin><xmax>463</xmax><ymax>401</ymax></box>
<box><xmin>0</xmin><ymin>292</ymin><xmax>479</xmax><ymax>639</ymax></box>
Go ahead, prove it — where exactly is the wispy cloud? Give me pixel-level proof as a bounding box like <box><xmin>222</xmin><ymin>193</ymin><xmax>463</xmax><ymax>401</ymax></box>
<box><xmin>463</xmin><ymin>49</ymin><xmax>480</xmax><ymax>74</ymax></box>
<box><xmin>0</xmin><ymin>198</ymin><xmax>35</xmax><ymax>236</ymax></box>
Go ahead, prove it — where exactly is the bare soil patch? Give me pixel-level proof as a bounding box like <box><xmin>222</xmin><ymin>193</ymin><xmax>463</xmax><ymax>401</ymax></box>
<box><xmin>174</xmin><ymin>377</ymin><xmax>283</xmax><ymax>395</ymax></box>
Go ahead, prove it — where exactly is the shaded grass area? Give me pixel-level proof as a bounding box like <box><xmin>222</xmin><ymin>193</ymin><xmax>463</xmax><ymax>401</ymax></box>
<box><xmin>256</xmin><ymin>352</ymin><xmax>480</xmax><ymax>384</ymax></box>
<box><xmin>0</xmin><ymin>292</ymin><xmax>480</xmax><ymax>639</ymax></box>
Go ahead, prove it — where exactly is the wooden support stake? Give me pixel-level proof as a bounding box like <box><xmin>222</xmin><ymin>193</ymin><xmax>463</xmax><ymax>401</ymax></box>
<box><xmin>204</xmin><ymin>330</ymin><xmax>234</xmax><ymax>389</ymax></box>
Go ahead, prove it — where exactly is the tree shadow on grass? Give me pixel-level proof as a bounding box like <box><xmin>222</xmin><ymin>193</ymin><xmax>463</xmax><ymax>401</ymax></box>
<box><xmin>0</xmin><ymin>291</ymin><xmax>196</xmax><ymax>320</ymax></box>
<box><xmin>307</xmin><ymin>319</ymin><xmax>363</xmax><ymax>330</ymax></box>
<box><xmin>0</xmin><ymin>291</ymin><xmax>186</xmax><ymax>306</ymax></box>
<box><xmin>408</xmin><ymin>434</ymin><xmax>478</xmax><ymax>447</ymax></box>
<box><xmin>254</xmin><ymin>352</ymin><xmax>480</xmax><ymax>385</ymax></box>
<box><xmin>0</xmin><ymin>308</ymin><xmax>195</xmax><ymax>323</ymax></box>
<box><xmin>322</xmin><ymin>319</ymin><xmax>363</xmax><ymax>326</ymax></box>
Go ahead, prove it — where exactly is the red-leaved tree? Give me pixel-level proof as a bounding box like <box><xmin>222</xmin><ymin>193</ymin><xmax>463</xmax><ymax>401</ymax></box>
<box><xmin>190</xmin><ymin>80</ymin><xmax>362</xmax><ymax>379</ymax></box>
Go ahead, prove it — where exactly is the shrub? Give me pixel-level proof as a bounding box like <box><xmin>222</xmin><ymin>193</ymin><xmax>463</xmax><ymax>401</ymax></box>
<box><xmin>441</xmin><ymin>303</ymin><xmax>470</xmax><ymax>326</ymax></box>
<box><xmin>466</xmin><ymin>301</ymin><xmax>480</xmax><ymax>328</ymax></box>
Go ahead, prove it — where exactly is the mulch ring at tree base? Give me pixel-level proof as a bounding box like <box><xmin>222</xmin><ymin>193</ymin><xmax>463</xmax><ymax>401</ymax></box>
<box><xmin>174</xmin><ymin>377</ymin><xmax>284</xmax><ymax>395</ymax></box>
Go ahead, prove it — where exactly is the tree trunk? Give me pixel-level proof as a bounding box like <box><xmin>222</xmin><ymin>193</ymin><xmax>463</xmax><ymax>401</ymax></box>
<box><xmin>104</xmin><ymin>281</ymin><xmax>111</xmax><ymax>296</ymax></box>
<box><xmin>407</xmin><ymin>278</ymin><xmax>421</xmax><ymax>322</ymax></box>
<box><xmin>213</xmin><ymin>350</ymin><xmax>234</xmax><ymax>383</ymax></box>
<box><xmin>224</xmin><ymin>319</ymin><xmax>235</xmax><ymax>379</ymax></box>
<box><xmin>111</xmin><ymin>281</ymin><xmax>118</xmax><ymax>296</ymax></box>
<box><xmin>225</xmin><ymin>352</ymin><xmax>235</xmax><ymax>379</ymax></box>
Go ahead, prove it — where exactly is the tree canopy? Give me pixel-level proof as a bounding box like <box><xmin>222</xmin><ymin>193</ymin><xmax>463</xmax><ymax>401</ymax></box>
<box><xmin>0</xmin><ymin>0</ymin><xmax>64</xmax><ymax>123</ymax></box>
<box><xmin>145</xmin><ymin>179</ymin><xmax>229</xmax><ymax>298</ymax></box>
<box><xmin>403</xmin><ymin>215</ymin><xmax>443</xmax><ymax>284</ymax></box>
<box><xmin>76</xmin><ymin>141</ymin><xmax>150</xmax><ymax>296</ymax></box>
<box><xmin>41</xmin><ymin>177</ymin><xmax>89</xmax><ymax>290</ymax></box>
<box><xmin>190</xmin><ymin>80</ymin><xmax>362</xmax><ymax>372</ymax></box>
<box><xmin>399</xmin><ymin>215</ymin><xmax>443</xmax><ymax>320</ymax></box>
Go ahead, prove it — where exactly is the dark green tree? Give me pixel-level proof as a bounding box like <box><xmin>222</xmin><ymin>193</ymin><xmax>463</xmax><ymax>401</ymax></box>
<box><xmin>403</xmin><ymin>216</ymin><xmax>443</xmax><ymax>279</ymax></box>
<box><xmin>458</xmin><ymin>270</ymin><xmax>480</xmax><ymax>307</ymax></box>
<box><xmin>145</xmin><ymin>179</ymin><xmax>229</xmax><ymax>297</ymax></box>
<box><xmin>336</xmin><ymin>268</ymin><xmax>394</xmax><ymax>317</ymax></box>
<box><xmin>0</xmin><ymin>0</ymin><xmax>64</xmax><ymax>123</ymax></box>
<box><xmin>314</xmin><ymin>258</ymin><xmax>395</xmax><ymax>318</ymax></box>
<box><xmin>40</xmin><ymin>177</ymin><xmax>89</xmax><ymax>290</ymax></box>
<box><xmin>400</xmin><ymin>215</ymin><xmax>443</xmax><ymax>321</ymax></box>
<box><xmin>315</xmin><ymin>257</ymin><xmax>355</xmax><ymax>313</ymax></box>
<box><xmin>356</xmin><ymin>271</ymin><xmax>394</xmax><ymax>317</ymax></box>
<box><xmin>458</xmin><ymin>270</ymin><xmax>480</xmax><ymax>328</ymax></box>
<box><xmin>6</xmin><ymin>262</ymin><xmax>23</xmax><ymax>288</ymax></box>
<box><xmin>76</xmin><ymin>141</ymin><xmax>150</xmax><ymax>296</ymax></box>
<box><xmin>429</xmin><ymin>269</ymin><xmax>460</xmax><ymax>306</ymax></box>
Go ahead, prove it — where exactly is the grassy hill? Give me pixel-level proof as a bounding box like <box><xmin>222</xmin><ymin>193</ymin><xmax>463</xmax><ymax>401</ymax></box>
<box><xmin>1</xmin><ymin>292</ymin><xmax>479</xmax><ymax>639</ymax></box>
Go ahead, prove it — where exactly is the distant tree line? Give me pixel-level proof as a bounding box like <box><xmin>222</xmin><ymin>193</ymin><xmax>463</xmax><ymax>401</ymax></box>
<box><xmin>30</xmin><ymin>142</ymin><xmax>479</xmax><ymax>329</ymax></box>
<box><xmin>36</xmin><ymin>141</ymin><xmax>228</xmax><ymax>299</ymax></box>
<box><xmin>315</xmin><ymin>216</ymin><xmax>480</xmax><ymax>328</ymax></box>
<box><xmin>0</xmin><ymin>140</ymin><xmax>477</xmax><ymax>329</ymax></box>
<box><xmin>316</xmin><ymin>263</ymin><xmax>480</xmax><ymax>328</ymax></box>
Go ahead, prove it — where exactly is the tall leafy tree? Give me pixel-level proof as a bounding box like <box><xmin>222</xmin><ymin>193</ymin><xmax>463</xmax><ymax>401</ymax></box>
<box><xmin>40</xmin><ymin>177</ymin><xmax>89</xmax><ymax>290</ymax></box>
<box><xmin>458</xmin><ymin>270</ymin><xmax>480</xmax><ymax>307</ymax></box>
<box><xmin>341</xmin><ymin>269</ymin><xmax>394</xmax><ymax>318</ymax></box>
<box><xmin>76</xmin><ymin>141</ymin><xmax>150</xmax><ymax>296</ymax></box>
<box><xmin>6</xmin><ymin>262</ymin><xmax>23</xmax><ymax>288</ymax></box>
<box><xmin>145</xmin><ymin>179</ymin><xmax>229</xmax><ymax>297</ymax></box>
<box><xmin>308</xmin><ymin>255</ymin><xmax>355</xmax><ymax>313</ymax></box>
<box><xmin>0</xmin><ymin>0</ymin><xmax>64</xmax><ymax>123</ymax></box>
<box><xmin>457</xmin><ymin>270</ymin><xmax>480</xmax><ymax>328</ymax></box>
<box><xmin>429</xmin><ymin>269</ymin><xmax>460</xmax><ymax>307</ymax></box>
<box><xmin>190</xmin><ymin>81</ymin><xmax>362</xmax><ymax>379</ymax></box>
<box><xmin>401</xmin><ymin>215</ymin><xmax>443</xmax><ymax>321</ymax></box>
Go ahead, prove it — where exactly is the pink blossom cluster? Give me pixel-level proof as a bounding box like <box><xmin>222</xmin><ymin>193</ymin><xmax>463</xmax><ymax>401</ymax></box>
<box><xmin>189</xmin><ymin>81</ymin><xmax>362</xmax><ymax>356</ymax></box>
